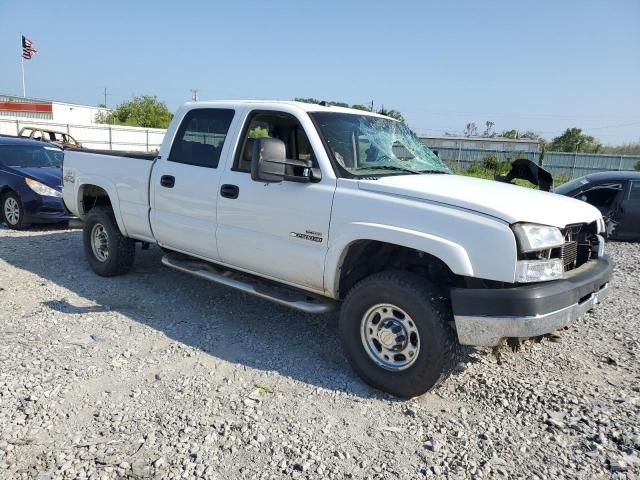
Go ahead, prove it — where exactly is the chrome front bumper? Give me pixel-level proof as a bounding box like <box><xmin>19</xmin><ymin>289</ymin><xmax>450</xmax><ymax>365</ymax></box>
<box><xmin>450</xmin><ymin>256</ymin><xmax>613</xmax><ymax>347</ymax></box>
<box><xmin>454</xmin><ymin>282</ymin><xmax>609</xmax><ymax>346</ymax></box>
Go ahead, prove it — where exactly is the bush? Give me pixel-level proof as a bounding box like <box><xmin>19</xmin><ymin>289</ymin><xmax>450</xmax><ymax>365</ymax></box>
<box><xmin>483</xmin><ymin>154</ymin><xmax>498</xmax><ymax>170</ymax></box>
<box><xmin>635</xmin><ymin>160</ymin><xmax>640</xmax><ymax>171</ymax></box>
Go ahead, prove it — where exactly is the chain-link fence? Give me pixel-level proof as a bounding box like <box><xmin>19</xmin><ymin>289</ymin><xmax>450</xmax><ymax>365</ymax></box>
<box><xmin>432</xmin><ymin>146</ymin><xmax>640</xmax><ymax>179</ymax></box>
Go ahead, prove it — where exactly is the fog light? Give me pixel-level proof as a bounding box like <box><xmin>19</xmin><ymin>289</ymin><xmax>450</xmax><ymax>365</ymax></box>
<box><xmin>515</xmin><ymin>259</ymin><xmax>563</xmax><ymax>283</ymax></box>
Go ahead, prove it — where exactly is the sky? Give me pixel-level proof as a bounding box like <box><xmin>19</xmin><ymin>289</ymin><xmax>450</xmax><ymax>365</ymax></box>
<box><xmin>0</xmin><ymin>0</ymin><xmax>639</xmax><ymax>144</ymax></box>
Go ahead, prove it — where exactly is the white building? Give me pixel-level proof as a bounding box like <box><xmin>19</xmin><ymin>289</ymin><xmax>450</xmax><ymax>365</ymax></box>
<box><xmin>0</xmin><ymin>93</ymin><xmax>108</xmax><ymax>124</ymax></box>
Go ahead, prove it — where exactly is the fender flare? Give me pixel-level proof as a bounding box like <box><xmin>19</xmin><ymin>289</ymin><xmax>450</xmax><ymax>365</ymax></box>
<box><xmin>76</xmin><ymin>176</ymin><xmax>128</xmax><ymax>236</ymax></box>
<box><xmin>325</xmin><ymin>222</ymin><xmax>474</xmax><ymax>297</ymax></box>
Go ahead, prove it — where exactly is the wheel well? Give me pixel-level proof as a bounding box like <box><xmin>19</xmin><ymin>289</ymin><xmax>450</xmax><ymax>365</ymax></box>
<box><xmin>337</xmin><ymin>240</ymin><xmax>457</xmax><ymax>299</ymax></box>
<box><xmin>80</xmin><ymin>185</ymin><xmax>112</xmax><ymax>214</ymax></box>
<box><xmin>0</xmin><ymin>186</ymin><xmax>13</xmax><ymax>199</ymax></box>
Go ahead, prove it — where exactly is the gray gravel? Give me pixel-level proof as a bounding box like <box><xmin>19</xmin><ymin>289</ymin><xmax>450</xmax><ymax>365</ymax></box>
<box><xmin>0</xmin><ymin>224</ymin><xmax>638</xmax><ymax>479</ymax></box>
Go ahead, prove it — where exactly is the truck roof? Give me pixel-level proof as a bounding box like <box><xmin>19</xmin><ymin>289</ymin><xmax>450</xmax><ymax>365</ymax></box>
<box><xmin>182</xmin><ymin>100</ymin><xmax>392</xmax><ymax>119</ymax></box>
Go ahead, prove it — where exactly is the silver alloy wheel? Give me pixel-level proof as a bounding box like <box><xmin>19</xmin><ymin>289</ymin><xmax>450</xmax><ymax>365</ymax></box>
<box><xmin>91</xmin><ymin>223</ymin><xmax>109</xmax><ymax>262</ymax></box>
<box><xmin>360</xmin><ymin>303</ymin><xmax>420</xmax><ymax>371</ymax></box>
<box><xmin>4</xmin><ymin>197</ymin><xmax>20</xmax><ymax>225</ymax></box>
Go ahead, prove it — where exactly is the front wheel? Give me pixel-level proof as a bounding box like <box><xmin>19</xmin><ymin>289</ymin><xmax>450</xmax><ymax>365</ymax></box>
<box><xmin>2</xmin><ymin>192</ymin><xmax>30</xmax><ymax>230</ymax></box>
<box><xmin>339</xmin><ymin>271</ymin><xmax>461</xmax><ymax>398</ymax></box>
<box><xmin>83</xmin><ymin>207</ymin><xmax>135</xmax><ymax>276</ymax></box>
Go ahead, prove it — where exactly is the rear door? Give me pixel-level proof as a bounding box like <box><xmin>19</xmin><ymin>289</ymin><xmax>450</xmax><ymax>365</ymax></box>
<box><xmin>150</xmin><ymin>108</ymin><xmax>236</xmax><ymax>260</ymax></box>
<box><xmin>614</xmin><ymin>180</ymin><xmax>640</xmax><ymax>240</ymax></box>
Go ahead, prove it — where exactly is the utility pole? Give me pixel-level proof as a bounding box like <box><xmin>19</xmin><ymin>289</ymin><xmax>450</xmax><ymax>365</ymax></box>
<box><xmin>102</xmin><ymin>87</ymin><xmax>111</xmax><ymax>108</ymax></box>
<box><xmin>190</xmin><ymin>89</ymin><xmax>199</xmax><ymax>101</ymax></box>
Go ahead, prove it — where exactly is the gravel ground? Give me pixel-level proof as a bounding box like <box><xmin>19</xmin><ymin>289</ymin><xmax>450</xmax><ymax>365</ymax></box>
<box><xmin>0</xmin><ymin>224</ymin><xmax>638</xmax><ymax>480</ymax></box>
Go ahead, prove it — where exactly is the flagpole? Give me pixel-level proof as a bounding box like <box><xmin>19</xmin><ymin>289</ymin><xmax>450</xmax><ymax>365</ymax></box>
<box><xmin>21</xmin><ymin>57</ymin><xmax>26</xmax><ymax>97</ymax></box>
<box><xmin>20</xmin><ymin>33</ymin><xmax>26</xmax><ymax>97</ymax></box>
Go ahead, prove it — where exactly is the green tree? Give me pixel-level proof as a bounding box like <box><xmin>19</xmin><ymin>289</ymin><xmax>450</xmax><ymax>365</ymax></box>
<box><xmin>635</xmin><ymin>160</ymin><xmax>640</xmax><ymax>171</ymax></box>
<box><xmin>248</xmin><ymin>126</ymin><xmax>270</xmax><ymax>138</ymax></box>
<box><xmin>96</xmin><ymin>95</ymin><xmax>173</xmax><ymax>129</ymax></box>
<box><xmin>294</xmin><ymin>98</ymin><xmax>404</xmax><ymax>122</ymax></box>
<box><xmin>550</xmin><ymin>128</ymin><xmax>602</xmax><ymax>153</ymax></box>
<box><xmin>376</xmin><ymin>106</ymin><xmax>405</xmax><ymax>123</ymax></box>
<box><xmin>499</xmin><ymin>129</ymin><xmax>545</xmax><ymax>143</ymax></box>
<box><xmin>294</xmin><ymin>98</ymin><xmax>348</xmax><ymax>108</ymax></box>
<box><xmin>350</xmin><ymin>104</ymin><xmax>372</xmax><ymax>111</ymax></box>
<box><xmin>501</xmin><ymin>129</ymin><xmax>519</xmax><ymax>139</ymax></box>
<box><xmin>601</xmin><ymin>141</ymin><xmax>640</xmax><ymax>155</ymax></box>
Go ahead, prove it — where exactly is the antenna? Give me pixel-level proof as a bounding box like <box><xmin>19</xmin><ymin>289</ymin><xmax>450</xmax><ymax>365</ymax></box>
<box><xmin>190</xmin><ymin>89</ymin><xmax>199</xmax><ymax>101</ymax></box>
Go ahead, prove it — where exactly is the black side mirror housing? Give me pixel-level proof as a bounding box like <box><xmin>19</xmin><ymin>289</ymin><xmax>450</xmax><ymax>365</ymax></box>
<box><xmin>250</xmin><ymin>137</ymin><xmax>321</xmax><ymax>183</ymax></box>
<box><xmin>251</xmin><ymin>137</ymin><xmax>287</xmax><ymax>182</ymax></box>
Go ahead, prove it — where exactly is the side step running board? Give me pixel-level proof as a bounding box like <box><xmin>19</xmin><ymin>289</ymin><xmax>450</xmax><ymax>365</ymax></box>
<box><xmin>161</xmin><ymin>254</ymin><xmax>336</xmax><ymax>314</ymax></box>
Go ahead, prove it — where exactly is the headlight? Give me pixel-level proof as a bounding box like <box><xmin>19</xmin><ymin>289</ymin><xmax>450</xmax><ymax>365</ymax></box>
<box><xmin>515</xmin><ymin>259</ymin><xmax>563</xmax><ymax>282</ymax></box>
<box><xmin>512</xmin><ymin>223</ymin><xmax>564</xmax><ymax>252</ymax></box>
<box><xmin>25</xmin><ymin>178</ymin><xmax>62</xmax><ymax>198</ymax></box>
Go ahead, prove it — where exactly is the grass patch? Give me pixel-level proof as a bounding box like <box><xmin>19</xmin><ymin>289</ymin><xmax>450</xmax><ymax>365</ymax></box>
<box><xmin>452</xmin><ymin>163</ymin><xmax>569</xmax><ymax>189</ymax></box>
<box><xmin>254</xmin><ymin>383</ymin><xmax>274</xmax><ymax>394</ymax></box>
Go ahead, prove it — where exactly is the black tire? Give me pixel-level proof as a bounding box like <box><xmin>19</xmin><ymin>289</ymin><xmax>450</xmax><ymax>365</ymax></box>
<box><xmin>83</xmin><ymin>207</ymin><xmax>135</xmax><ymax>277</ymax></box>
<box><xmin>339</xmin><ymin>270</ymin><xmax>461</xmax><ymax>398</ymax></box>
<box><xmin>1</xmin><ymin>192</ymin><xmax>30</xmax><ymax>230</ymax></box>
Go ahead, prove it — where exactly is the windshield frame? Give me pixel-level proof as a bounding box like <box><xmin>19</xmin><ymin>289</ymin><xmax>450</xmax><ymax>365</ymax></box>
<box><xmin>554</xmin><ymin>175</ymin><xmax>591</xmax><ymax>195</ymax></box>
<box><xmin>308</xmin><ymin>111</ymin><xmax>449</xmax><ymax>179</ymax></box>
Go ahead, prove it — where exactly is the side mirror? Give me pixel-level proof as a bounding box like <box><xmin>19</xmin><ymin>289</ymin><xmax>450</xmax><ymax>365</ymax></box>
<box><xmin>251</xmin><ymin>137</ymin><xmax>286</xmax><ymax>182</ymax></box>
<box><xmin>250</xmin><ymin>137</ymin><xmax>321</xmax><ymax>183</ymax></box>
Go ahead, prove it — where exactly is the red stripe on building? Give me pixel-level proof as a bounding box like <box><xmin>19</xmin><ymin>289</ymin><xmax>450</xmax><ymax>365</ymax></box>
<box><xmin>0</xmin><ymin>102</ymin><xmax>52</xmax><ymax>113</ymax></box>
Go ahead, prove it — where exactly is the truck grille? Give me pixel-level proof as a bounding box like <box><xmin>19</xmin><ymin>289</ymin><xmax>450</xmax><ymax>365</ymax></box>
<box><xmin>561</xmin><ymin>224</ymin><xmax>584</xmax><ymax>272</ymax></box>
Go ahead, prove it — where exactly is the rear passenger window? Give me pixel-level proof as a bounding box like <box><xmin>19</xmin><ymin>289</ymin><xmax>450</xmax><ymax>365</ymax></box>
<box><xmin>629</xmin><ymin>181</ymin><xmax>640</xmax><ymax>201</ymax></box>
<box><xmin>168</xmin><ymin>109</ymin><xmax>234</xmax><ymax>168</ymax></box>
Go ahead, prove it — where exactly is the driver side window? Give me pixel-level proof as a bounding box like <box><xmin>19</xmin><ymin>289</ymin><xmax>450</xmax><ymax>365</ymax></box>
<box><xmin>234</xmin><ymin>111</ymin><xmax>315</xmax><ymax>173</ymax></box>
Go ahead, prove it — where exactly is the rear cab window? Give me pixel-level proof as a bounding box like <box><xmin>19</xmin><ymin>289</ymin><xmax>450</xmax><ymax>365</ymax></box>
<box><xmin>168</xmin><ymin>109</ymin><xmax>235</xmax><ymax>168</ymax></box>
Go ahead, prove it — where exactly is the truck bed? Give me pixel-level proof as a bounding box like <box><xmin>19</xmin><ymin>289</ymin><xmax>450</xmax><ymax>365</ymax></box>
<box><xmin>62</xmin><ymin>149</ymin><xmax>156</xmax><ymax>242</ymax></box>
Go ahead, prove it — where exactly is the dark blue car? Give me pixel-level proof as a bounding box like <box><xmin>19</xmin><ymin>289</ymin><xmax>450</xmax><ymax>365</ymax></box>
<box><xmin>0</xmin><ymin>135</ymin><xmax>74</xmax><ymax>229</ymax></box>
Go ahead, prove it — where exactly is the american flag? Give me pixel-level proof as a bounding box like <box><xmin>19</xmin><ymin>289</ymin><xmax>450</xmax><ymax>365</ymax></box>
<box><xmin>22</xmin><ymin>35</ymin><xmax>37</xmax><ymax>60</ymax></box>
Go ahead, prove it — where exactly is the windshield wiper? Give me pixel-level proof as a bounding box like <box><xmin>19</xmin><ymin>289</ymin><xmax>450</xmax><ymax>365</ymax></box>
<box><xmin>356</xmin><ymin>165</ymin><xmax>422</xmax><ymax>175</ymax></box>
<box><xmin>417</xmin><ymin>169</ymin><xmax>448</xmax><ymax>174</ymax></box>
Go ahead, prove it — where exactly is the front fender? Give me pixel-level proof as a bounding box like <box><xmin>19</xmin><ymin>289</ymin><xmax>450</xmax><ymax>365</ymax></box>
<box><xmin>325</xmin><ymin>222</ymin><xmax>474</xmax><ymax>298</ymax></box>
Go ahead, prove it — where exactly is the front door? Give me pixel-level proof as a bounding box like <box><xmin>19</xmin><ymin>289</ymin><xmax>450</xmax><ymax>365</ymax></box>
<box><xmin>150</xmin><ymin>108</ymin><xmax>236</xmax><ymax>261</ymax></box>
<box><xmin>216</xmin><ymin>110</ymin><xmax>335</xmax><ymax>292</ymax></box>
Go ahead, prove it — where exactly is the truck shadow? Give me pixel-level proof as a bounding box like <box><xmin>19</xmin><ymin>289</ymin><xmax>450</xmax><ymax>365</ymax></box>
<box><xmin>0</xmin><ymin>229</ymin><xmax>475</xmax><ymax>399</ymax></box>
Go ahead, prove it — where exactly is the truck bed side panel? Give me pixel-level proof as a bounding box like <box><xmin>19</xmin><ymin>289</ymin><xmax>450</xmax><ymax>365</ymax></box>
<box><xmin>62</xmin><ymin>151</ymin><xmax>155</xmax><ymax>242</ymax></box>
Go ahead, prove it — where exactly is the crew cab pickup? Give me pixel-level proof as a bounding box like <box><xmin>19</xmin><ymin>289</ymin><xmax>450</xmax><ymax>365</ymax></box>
<box><xmin>62</xmin><ymin>101</ymin><xmax>613</xmax><ymax>397</ymax></box>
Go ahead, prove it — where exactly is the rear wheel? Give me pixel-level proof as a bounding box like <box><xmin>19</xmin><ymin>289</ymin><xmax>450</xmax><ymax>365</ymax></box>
<box><xmin>2</xmin><ymin>192</ymin><xmax>30</xmax><ymax>230</ymax></box>
<box><xmin>83</xmin><ymin>207</ymin><xmax>135</xmax><ymax>276</ymax></box>
<box><xmin>339</xmin><ymin>271</ymin><xmax>460</xmax><ymax>398</ymax></box>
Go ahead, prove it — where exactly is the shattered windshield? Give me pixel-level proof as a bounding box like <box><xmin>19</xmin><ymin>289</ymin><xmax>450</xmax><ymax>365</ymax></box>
<box><xmin>310</xmin><ymin>112</ymin><xmax>450</xmax><ymax>177</ymax></box>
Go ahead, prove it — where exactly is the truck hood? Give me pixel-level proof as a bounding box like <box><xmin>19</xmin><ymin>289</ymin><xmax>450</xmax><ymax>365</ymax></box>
<box><xmin>357</xmin><ymin>174</ymin><xmax>602</xmax><ymax>228</ymax></box>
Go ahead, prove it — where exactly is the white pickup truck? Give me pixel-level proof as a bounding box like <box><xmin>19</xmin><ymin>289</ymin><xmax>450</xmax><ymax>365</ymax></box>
<box><xmin>62</xmin><ymin>101</ymin><xmax>612</xmax><ymax>397</ymax></box>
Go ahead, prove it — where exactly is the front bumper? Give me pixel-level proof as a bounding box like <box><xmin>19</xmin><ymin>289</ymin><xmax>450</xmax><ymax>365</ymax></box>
<box><xmin>451</xmin><ymin>256</ymin><xmax>613</xmax><ymax>346</ymax></box>
<box><xmin>23</xmin><ymin>194</ymin><xmax>75</xmax><ymax>224</ymax></box>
